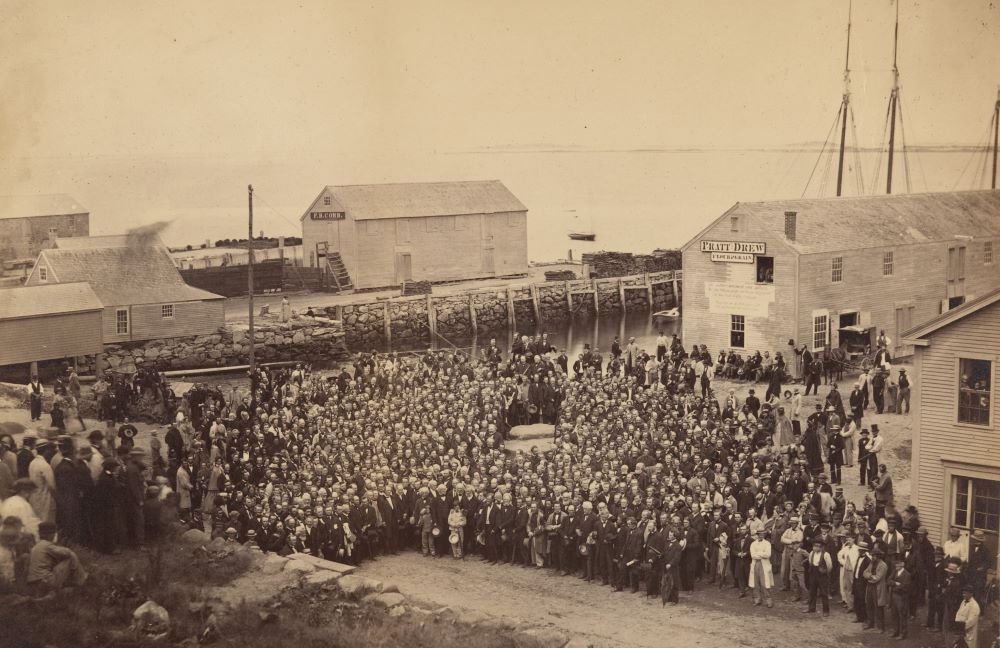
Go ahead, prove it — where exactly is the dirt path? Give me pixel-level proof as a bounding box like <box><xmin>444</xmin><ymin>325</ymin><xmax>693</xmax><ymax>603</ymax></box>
<box><xmin>359</xmin><ymin>553</ymin><xmax>909</xmax><ymax>648</ymax></box>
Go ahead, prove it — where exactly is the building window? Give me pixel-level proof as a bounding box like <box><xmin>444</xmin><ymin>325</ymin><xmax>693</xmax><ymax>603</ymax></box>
<box><xmin>952</xmin><ymin>476</ymin><xmax>999</xmax><ymax>542</ymax></box>
<box><xmin>161</xmin><ymin>304</ymin><xmax>174</xmax><ymax>319</ymax></box>
<box><xmin>38</xmin><ymin>266</ymin><xmax>47</xmax><ymax>282</ymax></box>
<box><xmin>831</xmin><ymin>256</ymin><xmax>843</xmax><ymax>283</ymax></box>
<box><xmin>958</xmin><ymin>358</ymin><xmax>992</xmax><ymax>426</ymax></box>
<box><xmin>323</xmin><ymin>195</ymin><xmax>331</xmax><ymax>206</ymax></box>
<box><xmin>116</xmin><ymin>308</ymin><xmax>130</xmax><ymax>335</ymax></box>
<box><xmin>755</xmin><ymin>256</ymin><xmax>773</xmax><ymax>284</ymax></box>
<box><xmin>730</xmin><ymin>216</ymin><xmax>740</xmax><ymax>232</ymax></box>
<box><xmin>48</xmin><ymin>226</ymin><xmax>58</xmax><ymax>237</ymax></box>
<box><xmin>813</xmin><ymin>314</ymin><xmax>828</xmax><ymax>350</ymax></box>
<box><xmin>730</xmin><ymin>315</ymin><xmax>745</xmax><ymax>348</ymax></box>
<box><xmin>883</xmin><ymin>251</ymin><xmax>894</xmax><ymax>276</ymax></box>
<box><xmin>986</xmin><ymin>241</ymin><xmax>994</xmax><ymax>265</ymax></box>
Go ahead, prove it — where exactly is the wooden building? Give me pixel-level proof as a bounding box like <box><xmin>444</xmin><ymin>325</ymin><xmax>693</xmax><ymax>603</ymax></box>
<box><xmin>902</xmin><ymin>288</ymin><xmax>999</xmax><ymax>569</ymax></box>
<box><xmin>0</xmin><ymin>282</ymin><xmax>103</xmax><ymax>367</ymax></box>
<box><xmin>301</xmin><ymin>180</ymin><xmax>528</xmax><ymax>290</ymax></box>
<box><xmin>24</xmin><ymin>235</ymin><xmax>224</xmax><ymax>343</ymax></box>
<box><xmin>0</xmin><ymin>194</ymin><xmax>89</xmax><ymax>267</ymax></box>
<box><xmin>680</xmin><ymin>191</ymin><xmax>1000</xmax><ymax>359</ymax></box>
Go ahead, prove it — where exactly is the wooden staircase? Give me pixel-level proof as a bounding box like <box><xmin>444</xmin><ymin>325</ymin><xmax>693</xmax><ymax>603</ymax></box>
<box><xmin>325</xmin><ymin>252</ymin><xmax>353</xmax><ymax>293</ymax></box>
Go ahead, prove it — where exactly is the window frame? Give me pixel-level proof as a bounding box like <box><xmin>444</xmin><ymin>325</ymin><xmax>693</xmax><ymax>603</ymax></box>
<box><xmin>38</xmin><ymin>266</ymin><xmax>47</xmax><ymax>282</ymax></box>
<box><xmin>116</xmin><ymin>308</ymin><xmax>130</xmax><ymax>335</ymax></box>
<box><xmin>956</xmin><ymin>355</ymin><xmax>993</xmax><ymax>429</ymax></box>
<box><xmin>323</xmin><ymin>195</ymin><xmax>332</xmax><ymax>206</ymax></box>
<box><xmin>812</xmin><ymin>313</ymin><xmax>829</xmax><ymax>351</ymax></box>
<box><xmin>730</xmin><ymin>215</ymin><xmax>740</xmax><ymax>232</ymax></box>
<box><xmin>755</xmin><ymin>255</ymin><xmax>774</xmax><ymax>284</ymax></box>
<box><xmin>831</xmin><ymin>256</ymin><xmax>843</xmax><ymax>283</ymax></box>
<box><xmin>985</xmin><ymin>241</ymin><xmax>994</xmax><ymax>265</ymax></box>
<box><xmin>161</xmin><ymin>304</ymin><xmax>175</xmax><ymax>319</ymax></box>
<box><xmin>951</xmin><ymin>476</ymin><xmax>1000</xmax><ymax>537</ymax></box>
<box><xmin>729</xmin><ymin>314</ymin><xmax>745</xmax><ymax>349</ymax></box>
<box><xmin>882</xmin><ymin>250</ymin><xmax>894</xmax><ymax>277</ymax></box>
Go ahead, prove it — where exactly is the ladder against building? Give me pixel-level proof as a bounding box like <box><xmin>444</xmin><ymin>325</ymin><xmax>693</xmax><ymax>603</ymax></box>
<box><xmin>325</xmin><ymin>251</ymin><xmax>353</xmax><ymax>293</ymax></box>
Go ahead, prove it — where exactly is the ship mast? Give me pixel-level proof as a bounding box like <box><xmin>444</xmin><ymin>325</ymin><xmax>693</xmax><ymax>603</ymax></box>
<box><xmin>885</xmin><ymin>1</ymin><xmax>901</xmax><ymax>194</ymax></box>
<box><xmin>835</xmin><ymin>1</ymin><xmax>853</xmax><ymax>196</ymax></box>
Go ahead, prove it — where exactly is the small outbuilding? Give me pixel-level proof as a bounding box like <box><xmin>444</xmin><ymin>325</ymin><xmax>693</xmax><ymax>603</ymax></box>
<box><xmin>0</xmin><ymin>282</ymin><xmax>103</xmax><ymax>368</ymax></box>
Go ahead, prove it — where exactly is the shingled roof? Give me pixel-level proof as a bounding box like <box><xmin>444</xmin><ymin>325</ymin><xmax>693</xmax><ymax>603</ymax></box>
<box><xmin>0</xmin><ymin>282</ymin><xmax>102</xmax><ymax>320</ymax></box>
<box><xmin>302</xmin><ymin>180</ymin><xmax>527</xmax><ymax>221</ymax></box>
<box><xmin>690</xmin><ymin>190</ymin><xmax>1000</xmax><ymax>255</ymax></box>
<box><xmin>0</xmin><ymin>194</ymin><xmax>88</xmax><ymax>220</ymax></box>
<box><xmin>37</xmin><ymin>237</ymin><xmax>222</xmax><ymax>306</ymax></box>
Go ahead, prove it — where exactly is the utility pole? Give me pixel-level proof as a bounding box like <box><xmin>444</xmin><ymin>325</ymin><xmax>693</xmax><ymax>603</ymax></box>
<box><xmin>992</xmin><ymin>87</ymin><xmax>999</xmax><ymax>190</ymax></box>
<box><xmin>836</xmin><ymin>1</ymin><xmax>852</xmax><ymax>197</ymax></box>
<box><xmin>248</xmin><ymin>185</ymin><xmax>256</xmax><ymax>374</ymax></box>
<box><xmin>886</xmin><ymin>2</ymin><xmax>900</xmax><ymax>194</ymax></box>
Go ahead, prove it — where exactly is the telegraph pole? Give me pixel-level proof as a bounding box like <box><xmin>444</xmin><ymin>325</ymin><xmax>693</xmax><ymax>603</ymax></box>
<box><xmin>992</xmin><ymin>87</ymin><xmax>999</xmax><ymax>190</ymax></box>
<box><xmin>886</xmin><ymin>2</ymin><xmax>900</xmax><ymax>194</ymax></box>
<box><xmin>835</xmin><ymin>1</ymin><xmax>853</xmax><ymax>197</ymax></box>
<box><xmin>248</xmin><ymin>185</ymin><xmax>256</xmax><ymax>374</ymax></box>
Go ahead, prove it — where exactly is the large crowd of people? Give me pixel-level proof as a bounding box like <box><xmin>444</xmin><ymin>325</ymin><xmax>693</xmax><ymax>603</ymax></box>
<box><xmin>0</xmin><ymin>335</ymin><xmax>995</xmax><ymax>646</ymax></box>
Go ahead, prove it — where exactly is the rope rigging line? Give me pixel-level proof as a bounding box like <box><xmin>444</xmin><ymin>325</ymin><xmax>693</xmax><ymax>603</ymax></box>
<box><xmin>801</xmin><ymin>106</ymin><xmax>843</xmax><ymax>198</ymax></box>
<box><xmin>849</xmin><ymin>104</ymin><xmax>866</xmax><ymax>196</ymax></box>
<box><xmin>871</xmin><ymin>95</ymin><xmax>893</xmax><ymax>194</ymax></box>
<box><xmin>897</xmin><ymin>95</ymin><xmax>913</xmax><ymax>193</ymax></box>
<box><xmin>951</xmin><ymin>113</ymin><xmax>995</xmax><ymax>190</ymax></box>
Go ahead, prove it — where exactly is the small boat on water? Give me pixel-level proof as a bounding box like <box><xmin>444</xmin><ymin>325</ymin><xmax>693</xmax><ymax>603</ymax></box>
<box><xmin>567</xmin><ymin>210</ymin><xmax>596</xmax><ymax>241</ymax></box>
<box><xmin>653</xmin><ymin>307</ymin><xmax>681</xmax><ymax>319</ymax></box>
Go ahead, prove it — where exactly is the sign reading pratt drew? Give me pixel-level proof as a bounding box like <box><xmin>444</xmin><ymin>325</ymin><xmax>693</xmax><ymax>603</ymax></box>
<box><xmin>700</xmin><ymin>240</ymin><xmax>766</xmax><ymax>255</ymax></box>
<box><xmin>710</xmin><ymin>251</ymin><xmax>755</xmax><ymax>264</ymax></box>
<box><xmin>310</xmin><ymin>211</ymin><xmax>346</xmax><ymax>221</ymax></box>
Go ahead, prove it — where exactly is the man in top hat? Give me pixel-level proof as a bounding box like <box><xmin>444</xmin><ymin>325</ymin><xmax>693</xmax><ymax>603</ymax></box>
<box><xmin>896</xmin><ymin>368</ymin><xmax>911</xmax><ymax>415</ymax></box>
<box><xmin>888</xmin><ymin>550</ymin><xmax>912</xmax><ymax>638</ymax></box>
<box><xmin>864</xmin><ymin>545</ymin><xmax>889</xmax><ymax>631</ymax></box>
<box><xmin>926</xmin><ymin>545</ymin><xmax>947</xmax><ymax>633</ymax></box>
<box><xmin>851</xmin><ymin>539</ymin><xmax>872</xmax><ymax>624</ymax></box>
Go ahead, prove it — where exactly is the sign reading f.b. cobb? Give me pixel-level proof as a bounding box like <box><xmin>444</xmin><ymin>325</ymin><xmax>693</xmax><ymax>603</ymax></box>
<box><xmin>700</xmin><ymin>240</ymin><xmax>766</xmax><ymax>255</ymax></box>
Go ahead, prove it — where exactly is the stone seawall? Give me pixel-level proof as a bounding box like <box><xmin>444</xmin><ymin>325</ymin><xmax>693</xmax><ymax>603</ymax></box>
<box><xmin>341</xmin><ymin>271</ymin><xmax>682</xmax><ymax>349</ymax></box>
<box><xmin>105</xmin><ymin>317</ymin><xmax>346</xmax><ymax>373</ymax></box>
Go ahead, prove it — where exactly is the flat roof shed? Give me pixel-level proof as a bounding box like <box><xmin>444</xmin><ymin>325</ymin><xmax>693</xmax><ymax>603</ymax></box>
<box><xmin>0</xmin><ymin>282</ymin><xmax>104</xmax><ymax>366</ymax></box>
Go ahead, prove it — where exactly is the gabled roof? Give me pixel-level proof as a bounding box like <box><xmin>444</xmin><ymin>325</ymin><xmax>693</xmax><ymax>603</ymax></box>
<box><xmin>300</xmin><ymin>180</ymin><xmax>527</xmax><ymax>221</ymax></box>
<box><xmin>54</xmin><ymin>235</ymin><xmax>130</xmax><ymax>249</ymax></box>
<box><xmin>0</xmin><ymin>282</ymin><xmax>103</xmax><ymax>320</ymax></box>
<box><xmin>0</xmin><ymin>194</ymin><xmax>88</xmax><ymax>220</ymax></box>
<box><xmin>684</xmin><ymin>190</ymin><xmax>1000</xmax><ymax>255</ymax></box>
<box><xmin>37</xmin><ymin>236</ymin><xmax>223</xmax><ymax>306</ymax></box>
<box><xmin>901</xmin><ymin>287</ymin><xmax>1000</xmax><ymax>342</ymax></box>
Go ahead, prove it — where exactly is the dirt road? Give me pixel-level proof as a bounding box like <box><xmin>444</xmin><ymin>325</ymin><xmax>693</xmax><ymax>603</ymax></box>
<box><xmin>359</xmin><ymin>552</ymin><xmax>903</xmax><ymax>648</ymax></box>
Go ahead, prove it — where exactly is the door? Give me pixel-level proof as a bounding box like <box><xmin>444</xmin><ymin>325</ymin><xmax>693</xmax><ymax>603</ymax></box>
<box><xmin>483</xmin><ymin>247</ymin><xmax>495</xmax><ymax>274</ymax></box>
<box><xmin>395</xmin><ymin>253</ymin><xmax>412</xmax><ymax>283</ymax></box>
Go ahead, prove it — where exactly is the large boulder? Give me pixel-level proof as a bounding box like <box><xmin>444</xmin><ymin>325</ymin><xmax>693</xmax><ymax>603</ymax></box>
<box><xmin>180</xmin><ymin>529</ymin><xmax>210</xmax><ymax>545</ymax></box>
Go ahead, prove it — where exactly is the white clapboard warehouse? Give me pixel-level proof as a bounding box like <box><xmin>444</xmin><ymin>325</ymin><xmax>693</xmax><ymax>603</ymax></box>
<box><xmin>300</xmin><ymin>180</ymin><xmax>528</xmax><ymax>290</ymax></box>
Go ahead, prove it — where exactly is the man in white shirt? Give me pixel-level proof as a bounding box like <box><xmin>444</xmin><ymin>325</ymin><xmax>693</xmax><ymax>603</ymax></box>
<box><xmin>954</xmin><ymin>585</ymin><xmax>981</xmax><ymax>648</ymax></box>
<box><xmin>655</xmin><ymin>332</ymin><xmax>669</xmax><ymax>362</ymax></box>
<box><xmin>943</xmin><ymin>527</ymin><xmax>968</xmax><ymax>564</ymax></box>
<box><xmin>838</xmin><ymin>534</ymin><xmax>860</xmax><ymax>611</ymax></box>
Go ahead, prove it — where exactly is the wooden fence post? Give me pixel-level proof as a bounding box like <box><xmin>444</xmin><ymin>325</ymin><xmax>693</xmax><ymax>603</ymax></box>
<box><xmin>592</xmin><ymin>278</ymin><xmax>599</xmax><ymax>313</ymax></box>
<box><xmin>618</xmin><ymin>278</ymin><xmax>626</xmax><ymax>315</ymax></box>
<box><xmin>383</xmin><ymin>300</ymin><xmax>392</xmax><ymax>348</ymax></box>
<box><xmin>507</xmin><ymin>287</ymin><xmax>516</xmax><ymax>329</ymax></box>
<box><xmin>565</xmin><ymin>281</ymin><xmax>572</xmax><ymax>314</ymax></box>
<box><xmin>468</xmin><ymin>293</ymin><xmax>477</xmax><ymax>335</ymax></box>
<box><xmin>644</xmin><ymin>272</ymin><xmax>652</xmax><ymax>307</ymax></box>
<box><xmin>426</xmin><ymin>294</ymin><xmax>437</xmax><ymax>341</ymax></box>
<box><xmin>530</xmin><ymin>283</ymin><xmax>541</xmax><ymax>324</ymax></box>
<box><xmin>671</xmin><ymin>271</ymin><xmax>680</xmax><ymax>306</ymax></box>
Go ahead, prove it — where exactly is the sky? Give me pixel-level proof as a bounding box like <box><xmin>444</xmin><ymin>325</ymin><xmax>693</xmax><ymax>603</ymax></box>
<box><xmin>0</xmin><ymin>0</ymin><xmax>998</xmax><ymax>249</ymax></box>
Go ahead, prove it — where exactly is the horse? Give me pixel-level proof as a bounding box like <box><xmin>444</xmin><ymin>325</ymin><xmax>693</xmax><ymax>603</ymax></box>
<box><xmin>824</xmin><ymin>347</ymin><xmax>849</xmax><ymax>383</ymax></box>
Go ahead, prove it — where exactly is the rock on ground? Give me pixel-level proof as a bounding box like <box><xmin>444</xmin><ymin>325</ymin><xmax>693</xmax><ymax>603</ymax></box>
<box><xmin>180</xmin><ymin>529</ymin><xmax>210</xmax><ymax>545</ymax></box>
<box><xmin>518</xmin><ymin>627</ymin><xmax>568</xmax><ymax>648</ymax></box>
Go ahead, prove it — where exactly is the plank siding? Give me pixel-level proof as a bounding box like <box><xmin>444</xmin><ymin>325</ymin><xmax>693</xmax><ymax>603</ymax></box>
<box><xmin>131</xmin><ymin>301</ymin><xmax>225</xmax><ymax>341</ymax></box>
<box><xmin>912</xmin><ymin>299</ymin><xmax>1000</xmax><ymax>547</ymax></box>
<box><xmin>0</xmin><ymin>310</ymin><xmax>102</xmax><ymax>365</ymax></box>
<box><xmin>682</xmin><ymin>213</ymin><xmax>798</xmax><ymax>354</ymax></box>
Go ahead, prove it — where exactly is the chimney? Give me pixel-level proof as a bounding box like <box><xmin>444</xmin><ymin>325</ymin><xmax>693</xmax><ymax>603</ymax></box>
<box><xmin>784</xmin><ymin>211</ymin><xmax>797</xmax><ymax>241</ymax></box>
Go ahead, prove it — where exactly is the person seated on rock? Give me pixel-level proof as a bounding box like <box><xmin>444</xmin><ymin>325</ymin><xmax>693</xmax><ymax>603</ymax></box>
<box><xmin>26</xmin><ymin>522</ymin><xmax>87</xmax><ymax>596</ymax></box>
